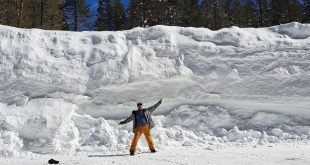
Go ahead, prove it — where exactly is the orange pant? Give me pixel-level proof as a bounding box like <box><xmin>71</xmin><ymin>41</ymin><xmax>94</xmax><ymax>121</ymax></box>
<box><xmin>130</xmin><ymin>125</ymin><xmax>155</xmax><ymax>153</ymax></box>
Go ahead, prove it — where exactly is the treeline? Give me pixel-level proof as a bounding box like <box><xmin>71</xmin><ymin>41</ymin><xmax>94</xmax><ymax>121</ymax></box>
<box><xmin>0</xmin><ymin>0</ymin><xmax>310</xmax><ymax>31</ymax></box>
<box><xmin>0</xmin><ymin>0</ymin><xmax>92</xmax><ymax>31</ymax></box>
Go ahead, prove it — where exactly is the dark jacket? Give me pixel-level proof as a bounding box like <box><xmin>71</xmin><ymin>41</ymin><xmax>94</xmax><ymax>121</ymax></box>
<box><xmin>119</xmin><ymin>100</ymin><xmax>162</xmax><ymax>132</ymax></box>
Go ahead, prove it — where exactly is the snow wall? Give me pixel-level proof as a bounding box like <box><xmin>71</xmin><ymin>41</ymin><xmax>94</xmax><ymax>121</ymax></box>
<box><xmin>0</xmin><ymin>22</ymin><xmax>310</xmax><ymax>156</ymax></box>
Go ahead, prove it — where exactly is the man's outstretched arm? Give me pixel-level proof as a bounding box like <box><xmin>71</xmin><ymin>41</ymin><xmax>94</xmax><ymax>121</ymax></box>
<box><xmin>146</xmin><ymin>99</ymin><xmax>162</xmax><ymax>113</ymax></box>
<box><xmin>119</xmin><ymin>113</ymin><xmax>134</xmax><ymax>124</ymax></box>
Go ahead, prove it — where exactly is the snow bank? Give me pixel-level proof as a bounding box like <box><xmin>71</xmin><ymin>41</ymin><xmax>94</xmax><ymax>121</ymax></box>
<box><xmin>0</xmin><ymin>22</ymin><xmax>310</xmax><ymax>156</ymax></box>
<box><xmin>1</xmin><ymin>22</ymin><xmax>310</xmax><ymax>106</ymax></box>
<box><xmin>0</xmin><ymin>99</ymin><xmax>78</xmax><ymax>156</ymax></box>
<box><xmin>1</xmin><ymin>98</ymin><xmax>310</xmax><ymax>156</ymax></box>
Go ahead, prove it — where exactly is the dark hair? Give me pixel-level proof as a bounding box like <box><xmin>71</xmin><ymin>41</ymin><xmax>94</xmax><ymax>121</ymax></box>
<box><xmin>137</xmin><ymin>102</ymin><xmax>143</xmax><ymax>106</ymax></box>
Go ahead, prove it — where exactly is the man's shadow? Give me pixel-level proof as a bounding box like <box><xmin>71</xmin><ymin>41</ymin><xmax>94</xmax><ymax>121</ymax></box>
<box><xmin>88</xmin><ymin>153</ymin><xmax>129</xmax><ymax>157</ymax></box>
<box><xmin>88</xmin><ymin>152</ymin><xmax>149</xmax><ymax>157</ymax></box>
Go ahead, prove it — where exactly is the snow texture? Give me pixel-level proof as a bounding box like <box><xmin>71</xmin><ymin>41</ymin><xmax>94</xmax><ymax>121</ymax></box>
<box><xmin>0</xmin><ymin>22</ymin><xmax>310</xmax><ymax>156</ymax></box>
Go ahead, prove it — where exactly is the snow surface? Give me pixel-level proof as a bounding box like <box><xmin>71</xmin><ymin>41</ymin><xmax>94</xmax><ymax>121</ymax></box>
<box><xmin>1</xmin><ymin>144</ymin><xmax>310</xmax><ymax>165</ymax></box>
<box><xmin>0</xmin><ymin>22</ymin><xmax>310</xmax><ymax>163</ymax></box>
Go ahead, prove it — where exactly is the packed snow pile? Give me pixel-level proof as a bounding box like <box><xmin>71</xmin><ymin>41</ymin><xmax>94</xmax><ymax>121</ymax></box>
<box><xmin>0</xmin><ymin>22</ymin><xmax>310</xmax><ymax>156</ymax></box>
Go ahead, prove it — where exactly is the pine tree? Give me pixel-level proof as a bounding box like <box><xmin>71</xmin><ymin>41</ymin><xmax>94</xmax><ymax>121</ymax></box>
<box><xmin>162</xmin><ymin>0</ymin><xmax>180</xmax><ymax>26</ymax></box>
<box><xmin>17</xmin><ymin>0</ymin><xmax>24</xmax><ymax>27</ymax></box>
<box><xmin>233</xmin><ymin>0</ymin><xmax>244</xmax><ymax>27</ymax></box>
<box><xmin>0</xmin><ymin>0</ymin><xmax>307</xmax><ymax>30</ymax></box>
<box><xmin>129</xmin><ymin>0</ymin><xmax>142</xmax><ymax>27</ymax></box>
<box><xmin>43</xmin><ymin>0</ymin><xmax>65</xmax><ymax>30</ymax></box>
<box><xmin>113</xmin><ymin>0</ymin><xmax>126</xmax><ymax>30</ymax></box>
<box><xmin>223</xmin><ymin>0</ymin><xmax>234</xmax><ymax>26</ymax></box>
<box><xmin>302</xmin><ymin>0</ymin><xmax>310</xmax><ymax>23</ymax></box>
<box><xmin>128</xmin><ymin>0</ymin><xmax>180</xmax><ymax>27</ymax></box>
<box><xmin>146</xmin><ymin>0</ymin><xmax>164</xmax><ymax>26</ymax></box>
<box><xmin>129</xmin><ymin>0</ymin><xmax>152</xmax><ymax>27</ymax></box>
<box><xmin>202</xmin><ymin>0</ymin><xmax>212</xmax><ymax>28</ymax></box>
<box><xmin>207</xmin><ymin>0</ymin><xmax>226</xmax><ymax>30</ymax></box>
<box><xmin>19</xmin><ymin>0</ymin><xmax>38</xmax><ymax>28</ymax></box>
<box><xmin>270</xmin><ymin>0</ymin><xmax>290</xmax><ymax>25</ymax></box>
<box><xmin>0</xmin><ymin>0</ymin><xmax>17</xmax><ymax>25</ymax></box>
<box><xmin>0</xmin><ymin>0</ymin><xmax>64</xmax><ymax>29</ymax></box>
<box><xmin>60</xmin><ymin>0</ymin><xmax>69</xmax><ymax>30</ymax></box>
<box><xmin>106</xmin><ymin>0</ymin><xmax>113</xmax><ymax>30</ymax></box>
<box><xmin>96</xmin><ymin>0</ymin><xmax>118</xmax><ymax>31</ymax></box>
<box><xmin>0</xmin><ymin>7</ymin><xmax>4</xmax><ymax>24</ymax></box>
<box><xmin>179</xmin><ymin>0</ymin><xmax>202</xmax><ymax>27</ymax></box>
<box><xmin>63</xmin><ymin>0</ymin><xmax>93</xmax><ymax>31</ymax></box>
<box><xmin>96</xmin><ymin>0</ymin><xmax>105</xmax><ymax>30</ymax></box>
<box><xmin>189</xmin><ymin>0</ymin><xmax>203</xmax><ymax>27</ymax></box>
<box><xmin>40</xmin><ymin>0</ymin><xmax>45</xmax><ymax>27</ymax></box>
<box><xmin>79</xmin><ymin>0</ymin><xmax>93</xmax><ymax>30</ymax></box>
<box><xmin>256</xmin><ymin>0</ymin><xmax>272</xmax><ymax>26</ymax></box>
<box><xmin>128</xmin><ymin>0</ymin><xmax>138</xmax><ymax>27</ymax></box>
<box><xmin>287</xmin><ymin>0</ymin><xmax>302</xmax><ymax>23</ymax></box>
<box><xmin>243</xmin><ymin>0</ymin><xmax>256</xmax><ymax>27</ymax></box>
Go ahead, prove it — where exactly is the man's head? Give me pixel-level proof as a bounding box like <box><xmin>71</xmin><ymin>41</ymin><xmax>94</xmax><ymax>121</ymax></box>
<box><xmin>137</xmin><ymin>102</ymin><xmax>143</xmax><ymax>110</ymax></box>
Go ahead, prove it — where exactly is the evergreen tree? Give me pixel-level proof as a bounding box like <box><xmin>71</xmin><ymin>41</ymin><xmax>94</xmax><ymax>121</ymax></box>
<box><xmin>304</xmin><ymin>0</ymin><xmax>310</xmax><ymax>23</ymax></box>
<box><xmin>0</xmin><ymin>0</ymin><xmax>64</xmax><ymax>29</ymax></box>
<box><xmin>223</xmin><ymin>0</ymin><xmax>234</xmax><ymax>26</ymax></box>
<box><xmin>63</xmin><ymin>0</ymin><xmax>93</xmax><ymax>31</ymax></box>
<box><xmin>60</xmin><ymin>0</ymin><xmax>69</xmax><ymax>30</ymax></box>
<box><xmin>96</xmin><ymin>0</ymin><xmax>124</xmax><ymax>31</ymax></box>
<box><xmin>0</xmin><ymin>8</ymin><xmax>4</xmax><ymax>24</ymax></box>
<box><xmin>270</xmin><ymin>0</ymin><xmax>289</xmax><ymax>25</ymax></box>
<box><xmin>17</xmin><ymin>0</ymin><xmax>24</xmax><ymax>27</ymax></box>
<box><xmin>256</xmin><ymin>0</ymin><xmax>272</xmax><ymax>26</ymax></box>
<box><xmin>113</xmin><ymin>0</ymin><xmax>126</xmax><ymax>30</ymax></box>
<box><xmin>0</xmin><ymin>0</ymin><xmax>308</xmax><ymax>30</ymax></box>
<box><xmin>207</xmin><ymin>0</ymin><xmax>226</xmax><ymax>30</ymax></box>
<box><xmin>106</xmin><ymin>0</ymin><xmax>113</xmax><ymax>30</ymax></box>
<box><xmin>146</xmin><ymin>0</ymin><xmax>164</xmax><ymax>26</ymax></box>
<box><xmin>129</xmin><ymin>0</ymin><xmax>181</xmax><ymax>27</ymax></box>
<box><xmin>19</xmin><ymin>0</ymin><xmax>38</xmax><ymax>28</ymax></box>
<box><xmin>96</xmin><ymin>0</ymin><xmax>106</xmax><ymax>30</ymax></box>
<box><xmin>128</xmin><ymin>0</ymin><xmax>138</xmax><ymax>27</ymax></box>
<box><xmin>128</xmin><ymin>0</ymin><xmax>137</xmax><ymax>27</ymax></box>
<box><xmin>43</xmin><ymin>0</ymin><xmax>66</xmax><ymax>30</ymax></box>
<box><xmin>161</xmin><ymin>0</ymin><xmax>180</xmax><ymax>26</ymax></box>
<box><xmin>287</xmin><ymin>0</ymin><xmax>302</xmax><ymax>23</ymax></box>
<box><xmin>129</xmin><ymin>0</ymin><xmax>152</xmax><ymax>27</ymax></box>
<box><xmin>233</xmin><ymin>0</ymin><xmax>244</xmax><ymax>27</ymax></box>
<box><xmin>202</xmin><ymin>0</ymin><xmax>212</xmax><ymax>28</ymax></box>
<box><xmin>243</xmin><ymin>0</ymin><xmax>257</xmax><ymax>27</ymax></box>
<box><xmin>129</xmin><ymin>0</ymin><xmax>141</xmax><ymax>27</ymax></box>
<box><xmin>40</xmin><ymin>0</ymin><xmax>45</xmax><ymax>27</ymax></box>
<box><xmin>0</xmin><ymin>0</ymin><xmax>18</xmax><ymax>26</ymax></box>
<box><xmin>179</xmin><ymin>0</ymin><xmax>202</xmax><ymax>27</ymax></box>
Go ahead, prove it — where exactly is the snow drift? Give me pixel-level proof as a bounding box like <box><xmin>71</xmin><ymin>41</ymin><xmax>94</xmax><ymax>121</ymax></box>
<box><xmin>0</xmin><ymin>22</ymin><xmax>310</xmax><ymax>156</ymax></box>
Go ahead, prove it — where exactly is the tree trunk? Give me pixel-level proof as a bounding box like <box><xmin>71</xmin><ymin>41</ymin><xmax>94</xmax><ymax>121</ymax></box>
<box><xmin>40</xmin><ymin>0</ymin><xmax>44</xmax><ymax>27</ymax></box>
<box><xmin>17</xmin><ymin>0</ymin><xmax>24</xmax><ymax>27</ymax></box>
<box><xmin>32</xmin><ymin>5</ymin><xmax>35</xmax><ymax>27</ymax></box>
<box><xmin>74</xmin><ymin>0</ymin><xmax>78</xmax><ymax>31</ymax></box>
<box><xmin>107</xmin><ymin>0</ymin><xmax>112</xmax><ymax>30</ymax></box>
<box><xmin>213</xmin><ymin>1</ymin><xmax>218</xmax><ymax>29</ymax></box>
<box><xmin>258</xmin><ymin>0</ymin><xmax>263</xmax><ymax>26</ymax></box>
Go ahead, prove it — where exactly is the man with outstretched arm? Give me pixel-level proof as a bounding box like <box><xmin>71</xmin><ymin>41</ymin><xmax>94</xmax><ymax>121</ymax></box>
<box><xmin>119</xmin><ymin>99</ymin><xmax>162</xmax><ymax>156</ymax></box>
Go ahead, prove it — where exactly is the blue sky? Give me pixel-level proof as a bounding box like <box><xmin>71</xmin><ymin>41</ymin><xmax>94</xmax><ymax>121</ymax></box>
<box><xmin>87</xmin><ymin>0</ymin><xmax>130</xmax><ymax>12</ymax></box>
